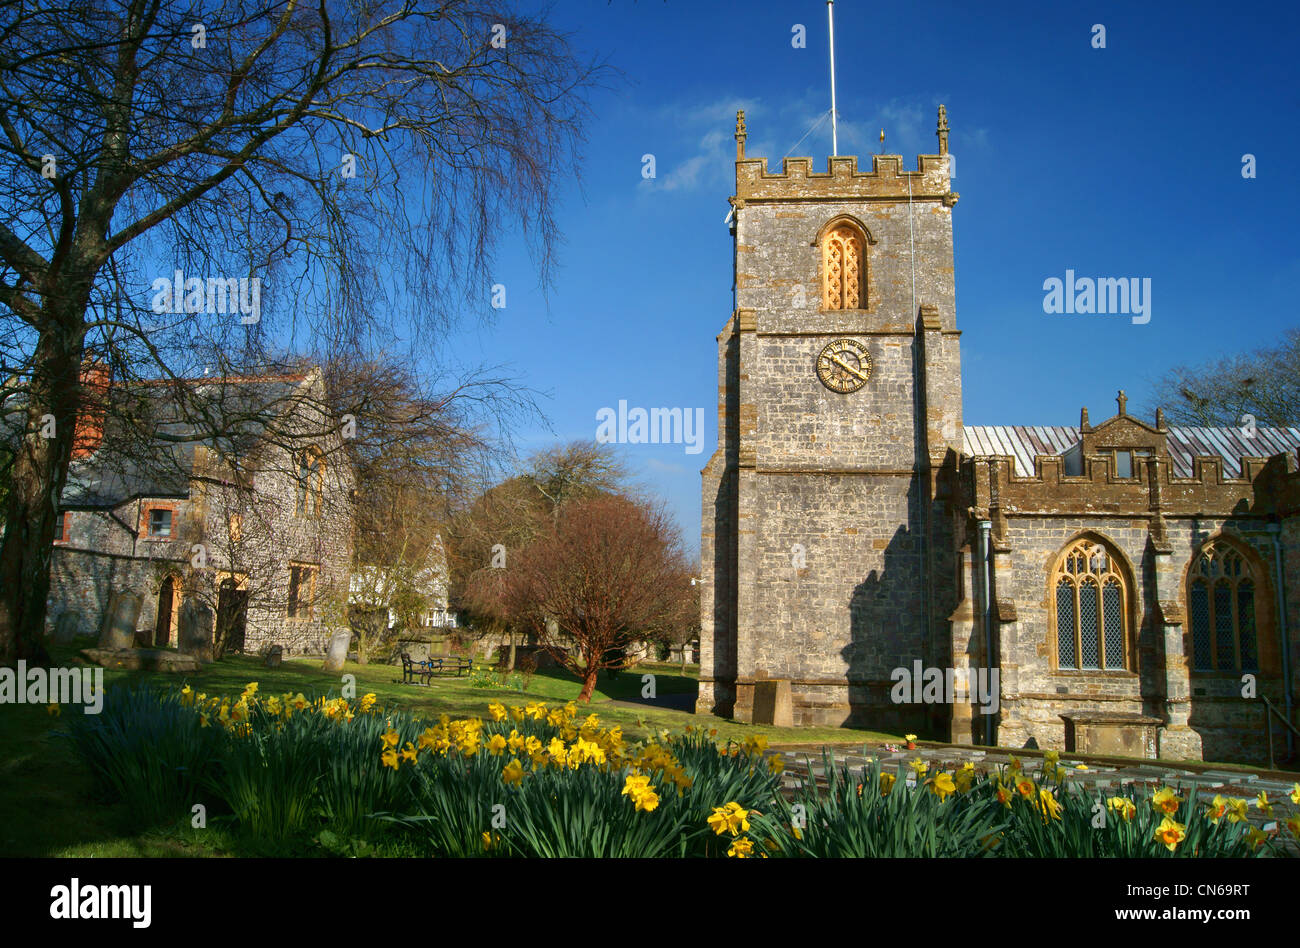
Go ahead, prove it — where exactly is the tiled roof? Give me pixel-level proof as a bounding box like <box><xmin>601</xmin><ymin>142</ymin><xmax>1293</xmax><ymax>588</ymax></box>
<box><xmin>963</xmin><ymin>425</ymin><xmax>1300</xmax><ymax>478</ymax></box>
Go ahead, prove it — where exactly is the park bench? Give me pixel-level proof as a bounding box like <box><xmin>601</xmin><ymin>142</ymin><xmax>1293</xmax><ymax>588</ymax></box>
<box><xmin>425</xmin><ymin>655</ymin><xmax>472</xmax><ymax>677</ymax></box>
<box><xmin>398</xmin><ymin>652</ymin><xmax>433</xmax><ymax>686</ymax></box>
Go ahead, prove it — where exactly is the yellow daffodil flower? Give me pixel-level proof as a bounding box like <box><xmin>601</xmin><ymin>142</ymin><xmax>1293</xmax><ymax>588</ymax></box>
<box><xmin>1038</xmin><ymin>788</ymin><xmax>1062</xmax><ymax>821</ymax></box>
<box><xmin>1256</xmin><ymin>791</ymin><xmax>1273</xmax><ymax>816</ymax></box>
<box><xmin>1226</xmin><ymin>798</ymin><xmax>1249</xmax><ymax>824</ymax></box>
<box><xmin>930</xmin><ymin>772</ymin><xmax>956</xmax><ymax>802</ymax></box>
<box><xmin>1106</xmin><ymin>797</ymin><xmax>1136</xmax><ymax>821</ymax></box>
<box><xmin>909</xmin><ymin>758</ymin><xmax>928</xmax><ymax>776</ymax></box>
<box><xmin>1151</xmin><ymin>786</ymin><xmax>1181</xmax><ymax>816</ymax></box>
<box><xmin>1206</xmin><ymin>795</ymin><xmax>1228</xmax><ymax>824</ymax></box>
<box><xmin>502</xmin><ymin>758</ymin><xmax>525</xmax><ymax>786</ymax></box>
<box><xmin>727</xmin><ymin>837</ymin><xmax>754</xmax><ymax>858</ymax></box>
<box><xmin>1153</xmin><ymin>816</ymin><xmax>1186</xmax><ymax>852</ymax></box>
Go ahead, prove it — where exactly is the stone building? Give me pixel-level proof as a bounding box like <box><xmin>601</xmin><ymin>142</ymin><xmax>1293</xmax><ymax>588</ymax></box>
<box><xmin>47</xmin><ymin>365</ymin><xmax>355</xmax><ymax>656</ymax></box>
<box><xmin>698</xmin><ymin>107</ymin><xmax>1300</xmax><ymax>764</ymax></box>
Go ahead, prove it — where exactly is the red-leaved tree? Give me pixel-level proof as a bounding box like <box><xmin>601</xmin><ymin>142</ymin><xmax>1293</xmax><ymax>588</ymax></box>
<box><xmin>498</xmin><ymin>494</ymin><xmax>693</xmax><ymax>701</ymax></box>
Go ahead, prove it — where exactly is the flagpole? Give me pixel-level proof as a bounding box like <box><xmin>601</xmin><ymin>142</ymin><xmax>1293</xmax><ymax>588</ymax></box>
<box><xmin>827</xmin><ymin>0</ymin><xmax>838</xmax><ymax>156</ymax></box>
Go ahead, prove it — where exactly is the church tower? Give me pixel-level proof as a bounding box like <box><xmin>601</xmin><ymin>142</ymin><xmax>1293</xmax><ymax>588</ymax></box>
<box><xmin>698</xmin><ymin>107</ymin><xmax>968</xmax><ymax>733</ymax></box>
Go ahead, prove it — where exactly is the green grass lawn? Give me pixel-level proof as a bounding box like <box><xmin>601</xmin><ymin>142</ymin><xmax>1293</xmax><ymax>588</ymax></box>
<box><xmin>0</xmin><ymin>645</ymin><xmax>902</xmax><ymax>857</ymax></box>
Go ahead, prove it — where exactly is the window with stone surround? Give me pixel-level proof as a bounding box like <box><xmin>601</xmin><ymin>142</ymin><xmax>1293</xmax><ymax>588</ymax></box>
<box><xmin>295</xmin><ymin>447</ymin><xmax>324</xmax><ymax>518</ymax></box>
<box><xmin>54</xmin><ymin>511</ymin><xmax>71</xmax><ymax>543</ymax></box>
<box><xmin>287</xmin><ymin>562</ymin><xmax>318</xmax><ymax>620</ymax></box>
<box><xmin>821</xmin><ymin>222</ymin><xmax>866</xmax><ymax>310</ymax></box>
<box><xmin>1187</xmin><ymin>540</ymin><xmax>1260</xmax><ymax>674</ymax></box>
<box><xmin>1050</xmin><ymin>537</ymin><xmax>1130</xmax><ymax>671</ymax></box>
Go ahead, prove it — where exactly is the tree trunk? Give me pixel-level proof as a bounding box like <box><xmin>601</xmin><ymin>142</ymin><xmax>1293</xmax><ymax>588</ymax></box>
<box><xmin>507</xmin><ymin>628</ymin><xmax>517</xmax><ymax>672</ymax></box>
<box><xmin>577</xmin><ymin>662</ymin><xmax>599</xmax><ymax>702</ymax></box>
<box><xmin>0</xmin><ymin>318</ymin><xmax>86</xmax><ymax>664</ymax></box>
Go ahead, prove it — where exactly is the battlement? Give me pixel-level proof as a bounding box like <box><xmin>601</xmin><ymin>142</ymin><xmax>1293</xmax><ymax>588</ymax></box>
<box><xmin>731</xmin><ymin>107</ymin><xmax>957</xmax><ymax>204</ymax></box>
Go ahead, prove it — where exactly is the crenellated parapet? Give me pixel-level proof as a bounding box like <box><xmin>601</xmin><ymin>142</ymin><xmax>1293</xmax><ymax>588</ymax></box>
<box><xmin>736</xmin><ymin>153</ymin><xmax>953</xmax><ymax>203</ymax></box>
<box><xmin>731</xmin><ymin>106</ymin><xmax>957</xmax><ymax>205</ymax></box>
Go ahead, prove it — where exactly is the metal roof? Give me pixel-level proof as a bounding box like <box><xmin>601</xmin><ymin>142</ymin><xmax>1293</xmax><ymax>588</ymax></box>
<box><xmin>963</xmin><ymin>425</ymin><xmax>1300</xmax><ymax>478</ymax></box>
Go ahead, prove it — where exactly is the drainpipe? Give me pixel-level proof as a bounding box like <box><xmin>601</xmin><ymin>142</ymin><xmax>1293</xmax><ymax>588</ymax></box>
<box><xmin>977</xmin><ymin>518</ymin><xmax>993</xmax><ymax>746</ymax></box>
<box><xmin>1265</xmin><ymin>519</ymin><xmax>1294</xmax><ymax>759</ymax></box>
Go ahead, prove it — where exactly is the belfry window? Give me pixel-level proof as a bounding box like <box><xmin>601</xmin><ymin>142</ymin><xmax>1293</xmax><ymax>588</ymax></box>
<box><xmin>822</xmin><ymin>223</ymin><xmax>865</xmax><ymax>309</ymax></box>
<box><xmin>1051</xmin><ymin>538</ymin><xmax>1130</xmax><ymax>671</ymax></box>
<box><xmin>1187</xmin><ymin>541</ymin><xmax>1260</xmax><ymax>673</ymax></box>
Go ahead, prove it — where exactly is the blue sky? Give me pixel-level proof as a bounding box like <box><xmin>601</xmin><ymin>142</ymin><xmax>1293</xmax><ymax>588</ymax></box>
<box><xmin>442</xmin><ymin>0</ymin><xmax>1300</xmax><ymax>561</ymax></box>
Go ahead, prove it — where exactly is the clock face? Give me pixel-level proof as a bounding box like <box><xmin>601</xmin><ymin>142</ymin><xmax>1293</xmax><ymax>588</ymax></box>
<box><xmin>816</xmin><ymin>338</ymin><xmax>873</xmax><ymax>393</ymax></box>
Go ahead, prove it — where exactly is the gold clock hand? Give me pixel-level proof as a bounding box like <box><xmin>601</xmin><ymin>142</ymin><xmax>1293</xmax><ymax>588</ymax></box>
<box><xmin>830</xmin><ymin>355</ymin><xmax>868</xmax><ymax>381</ymax></box>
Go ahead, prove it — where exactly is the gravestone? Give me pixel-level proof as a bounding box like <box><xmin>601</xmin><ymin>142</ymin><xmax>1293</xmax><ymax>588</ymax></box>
<box><xmin>178</xmin><ymin>598</ymin><xmax>215</xmax><ymax>663</ymax></box>
<box><xmin>98</xmin><ymin>591</ymin><xmax>142</xmax><ymax>651</ymax></box>
<box><xmin>264</xmin><ymin>644</ymin><xmax>284</xmax><ymax>668</ymax></box>
<box><xmin>751</xmin><ymin>679</ymin><xmax>794</xmax><ymax>727</ymax></box>
<box><xmin>53</xmin><ymin>610</ymin><xmax>81</xmax><ymax>644</ymax></box>
<box><xmin>323</xmin><ymin>631</ymin><xmax>351</xmax><ymax>673</ymax></box>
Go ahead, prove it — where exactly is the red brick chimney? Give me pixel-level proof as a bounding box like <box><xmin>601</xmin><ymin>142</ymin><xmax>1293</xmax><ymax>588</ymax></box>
<box><xmin>71</xmin><ymin>360</ymin><xmax>110</xmax><ymax>459</ymax></box>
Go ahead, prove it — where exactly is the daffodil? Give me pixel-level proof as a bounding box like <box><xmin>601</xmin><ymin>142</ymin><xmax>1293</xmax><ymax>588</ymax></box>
<box><xmin>381</xmin><ymin>748</ymin><xmax>399</xmax><ymax>770</ymax></box>
<box><xmin>767</xmin><ymin>754</ymin><xmax>785</xmax><ymax>775</ymax></box>
<box><xmin>995</xmin><ymin>784</ymin><xmax>1013</xmax><ymax>808</ymax></box>
<box><xmin>727</xmin><ymin>837</ymin><xmax>754</xmax><ymax>858</ymax></box>
<box><xmin>399</xmin><ymin>742</ymin><xmax>418</xmax><ymax>765</ymax></box>
<box><xmin>1205</xmin><ymin>795</ymin><xmax>1228</xmax><ymax>824</ymax></box>
<box><xmin>1106</xmin><ymin>796</ymin><xmax>1136</xmax><ymax>821</ymax></box>
<box><xmin>1286</xmin><ymin>814</ymin><xmax>1300</xmax><ymax>839</ymax></box>
<box><xmin>502</xmin><ymin>758</ymin><xmax>525</xmax><ymax>786</ymax></box>
<box><xmin>1245</xmin><ymin>826</ymin><xmax>1268</xmax><ymax>849</ymax></box>
<box><xmin>1153</xmin><ymin>816</ymin><xmax>1186</xmax><ymax>852</ymax></box>
<box><xmin>930</xmin><ymin>772</ymin><xmax>956</xmax><ymax>802</ymax></box>
<box><xmin>1256</xmin><ymin>791</ymin><xmax>1273</xmax><ymax>816</ymax></box>
<box><xmin>380</xmin><ymin>727</ymin><xmax>400</xmax><ymax>750</ymax></box>
<box><xmin>1151</xmin><ymin>786</ymin><xmax>1181</xmax><ymax>816</ymax></box>
<box><xmin>1037</xmin><ymin>788</ymin><xmax>1062</xmax><ymax>821</ymax></box>
<box><xmin>1226</xmin><ymin>798</ymin><xmax>1250</xmax><ymax>823</ymax></box>
<box><xmin>1014</xmin><ymin>775</ymin><xmax>1035</xmax><ymax>799</ymax></box>
<box><xmin>486</xmin><ymin>733</ymin><xmax>508</xmax><ymax>756</ymax></box>
<box><xmin>904</xmin><ymin>733</ymin><xmax>918</xmax><ymax>743</ymax></box>
<box><xmin>879</xmin><ymin>772</ymin><xmax>896</xmax><ymax>795</ymax></box>
<box><xmin>909</xmin><ymin>758</ymin><xmax>928</xmax><ymax>776</ymax></box>
<box><xmin>46</xmin><ymin>703</ymin><xmax>60</xmax><ymax>716</ymax></box>
<box><xmin>1290</xmin><ymin>783</ymin><xmax>1300</xmax><ymax>805</ymax></box>
<box><xmin>1044</xmin><ymin>750</ymin><xmax>1059</xmax><ymax>767</ymax></box>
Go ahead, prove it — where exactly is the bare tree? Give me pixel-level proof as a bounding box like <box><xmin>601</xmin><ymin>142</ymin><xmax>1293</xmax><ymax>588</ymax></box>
<box><xmin>0</xmin><ymin>1</ymin><xmax>602</xmax><ymax>661</ymax></box>
<box><xmin>1147</xmin><ymin>328</ymin><xmax>1300</xmax><ymax>428</ymax></box>
<box><xmin>496</xmin><ymin>493</ymin><xmax>694</xmax><ymax>702</ymax></box>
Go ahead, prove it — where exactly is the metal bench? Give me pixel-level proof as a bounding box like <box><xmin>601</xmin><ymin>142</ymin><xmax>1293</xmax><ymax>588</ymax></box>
<box><xmin>398</xmin><ymin>652</ymin><xmax>432</xmax><ymax>686</ymax></box>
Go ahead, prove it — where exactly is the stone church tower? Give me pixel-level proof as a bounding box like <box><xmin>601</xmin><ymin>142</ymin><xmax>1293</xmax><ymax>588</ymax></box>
<box><xmin>698</xmin><ymin>107</ymin><xmax>967</xmax><ymax>731</ymax></box>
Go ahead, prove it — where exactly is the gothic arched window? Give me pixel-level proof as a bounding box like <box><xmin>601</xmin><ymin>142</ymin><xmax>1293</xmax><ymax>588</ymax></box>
<box><xmin>1187</xmin><ymin>540</ymin><xmax>1261</xmax><ymax>673</ymax></box>
<box><xmin>822</xmin><ymin>222</ymin><xmax>865</xmax><ymax>310</ymax></box>
<box><xmin>1051</xmin><ymin>537</ymin><xmax>1130</xmax><ymax>671</ymax></box>
<box><xmin>296</xmin><ymin>447</ymin><xmax>324</xmax><ymax>518</ymax></box>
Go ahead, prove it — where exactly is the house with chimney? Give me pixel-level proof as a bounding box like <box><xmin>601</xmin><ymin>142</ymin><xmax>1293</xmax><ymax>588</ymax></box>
<box><xmin>46</xmin><ymin>364</ymin><xmax>355</xmax><ymax>657</ymax></box>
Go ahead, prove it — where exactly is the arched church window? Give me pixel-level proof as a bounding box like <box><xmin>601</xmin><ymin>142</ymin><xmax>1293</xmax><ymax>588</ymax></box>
<box><xmin>296</xmin><ymin>447</ymin><xmax>325</xmax><ymax>518</ymax></box>
<box><xmin>1187</xmin><ymin>540</ymin><xmax>1260</xmax><ymax>673</ymax></box>
<box><xmin>822</xmin><ymin>223</ymin><xmax>865</xmax><ymax>309</ymax></box>
<box><xmin>1051</xmin><ymin>537</ymin><xmax>1130</xmax><ymax>671</ymax></box>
